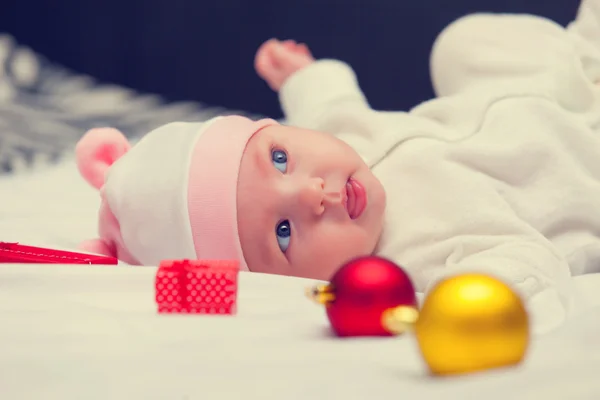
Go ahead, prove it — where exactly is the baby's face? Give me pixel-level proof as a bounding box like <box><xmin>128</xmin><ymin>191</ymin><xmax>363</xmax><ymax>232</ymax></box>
<box><xmin>236</xmin><ymin>125</ymin><xmax>386</xmax><ymax>280</ymax></box>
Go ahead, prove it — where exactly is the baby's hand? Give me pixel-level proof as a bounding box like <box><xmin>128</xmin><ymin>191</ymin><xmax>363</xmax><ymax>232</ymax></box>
<box><xmin>255</xmin><ymin>39</ymin><xmax>315</xmax><ymax>92</ymax></box>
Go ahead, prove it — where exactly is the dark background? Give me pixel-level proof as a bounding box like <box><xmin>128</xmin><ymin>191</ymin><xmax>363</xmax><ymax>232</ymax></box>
<box><xmin>0</xmin><ymin>0</ymin><xmax>578</xmax><ymax>118</ymax></box>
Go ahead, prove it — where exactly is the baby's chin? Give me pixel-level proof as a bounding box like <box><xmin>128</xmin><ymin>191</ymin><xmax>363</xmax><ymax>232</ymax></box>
<box><xmin>259</xmin><ymin>250</ymin><xmax>379</xmax><ymax>281</ymax></box>
<box><xmin>297</xmin><ymin>256</ymin><xmax>375</xmax><ymax>281</ymax></box>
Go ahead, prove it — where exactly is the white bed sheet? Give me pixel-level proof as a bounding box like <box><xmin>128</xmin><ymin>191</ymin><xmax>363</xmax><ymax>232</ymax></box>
<box><xmin>2</xmin><ymin>160</ymin><xmax>600</xmax><ymax>399</ymax></box>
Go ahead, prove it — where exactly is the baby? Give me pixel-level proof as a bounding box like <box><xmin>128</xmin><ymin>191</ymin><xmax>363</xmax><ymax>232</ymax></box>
<box><xmin>76</xmin><ymin>115</ymin><xmax>384</xmax><ymax>281</ymax></box>
<box><xmin>77</xmin><ymin>0</ymin><xmax>600</xmax><ymax>309</ymax></box>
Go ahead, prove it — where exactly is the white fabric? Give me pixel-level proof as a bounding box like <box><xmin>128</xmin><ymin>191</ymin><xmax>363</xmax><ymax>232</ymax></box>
<box><xmin>279</xmin><ymin>0</ymin><xmax>600</xmax><ymax>331</ymax></box>
<box><xmin>105</xmin><ymin>119</ymin><xmax>219</xmax><ymax>265</ymax></box>
<box><xmin>1</xmin><ymin>266</ymin><xmax>600</xmax><ymax>399</ymax></box>
<box><xmin>1</xmin><ymin>154</ymin><xmax>600</xmax><ymax>397</ymax></box>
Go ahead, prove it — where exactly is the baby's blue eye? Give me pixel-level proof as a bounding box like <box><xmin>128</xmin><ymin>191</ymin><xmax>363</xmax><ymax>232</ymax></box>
<box><xmin>276</xmin><ymin>220</ymin><xmax>291</xmax><ymax>253</ymax></box>
<box><xmin>272</xmin><ymin>149</ymin><xmax>288</xmax><ymax>173</ymax></box>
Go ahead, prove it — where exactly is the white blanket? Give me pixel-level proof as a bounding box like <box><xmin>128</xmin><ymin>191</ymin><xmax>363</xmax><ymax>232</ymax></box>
<box><xmin>1</xmin><ymin>160</ymin><xmax>600</xmax><ymax>398</ymax></box>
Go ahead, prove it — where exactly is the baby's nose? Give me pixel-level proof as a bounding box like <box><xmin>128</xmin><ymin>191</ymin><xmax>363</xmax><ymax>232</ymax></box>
<box><xmin>297</xmin><ymin>178</ymin><xmax>325</xmax><ymax>215</ymax></box>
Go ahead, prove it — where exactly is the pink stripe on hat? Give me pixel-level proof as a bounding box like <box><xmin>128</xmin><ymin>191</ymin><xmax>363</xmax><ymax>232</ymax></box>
<box><xmin>187</xmin><ymin>116</ymin><xmax>279</xmax><ymax>270</ymax></box>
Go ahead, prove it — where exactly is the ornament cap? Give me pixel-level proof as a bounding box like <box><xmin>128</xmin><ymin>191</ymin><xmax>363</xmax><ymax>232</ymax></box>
<box><xmin>381</xmin><ymin>305</ymin><xmax>419</xmax><ymax>334</ymax></box>
<box><xmin>305</xmin><ymin>284</ymin><xmax>336</xmax><ymax>305</ymax></box>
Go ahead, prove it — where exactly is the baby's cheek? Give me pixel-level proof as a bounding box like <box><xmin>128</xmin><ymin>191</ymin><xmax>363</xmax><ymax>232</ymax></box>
<box><xmin>296</xmin><ymin>227</ymin><xmax>375</xmax><ymax>280</ymax></box>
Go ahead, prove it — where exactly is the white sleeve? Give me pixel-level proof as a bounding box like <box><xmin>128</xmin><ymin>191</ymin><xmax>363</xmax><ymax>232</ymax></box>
<box><xmin>430</xmin><ymin>12</ymin><xmax>577</xmax><ymax>97</ymax></box>
<box><xmin>426</xmin><ymin>231</ymin><xmax>571</xmax><ymax>300</ymax></box>
<box><xmin>406</xmin><ymin>178</ymin><xmax>577</xmax><ymax>332</ymax></box>
<box><xmin>434</xmin><ymin>200</ymin><xmax>578</xmax><ymax>331</ymax></box>
<box><xmin>382</xmin><ymin>113</ymin><xmax>577</xmax><ymax>331</ymax></box>
<box><xmin>387</xmin><ymin>148</ymin><xmax>575</xmax><ymax>307</ymax></box>
<box><xmin>278</xmin><ymin>60</ymin><xmax>371</xmax><ymax>130</ymax></box>
<box><xmin>278</xmin><ymin>60</ymin><xmax>412</xmax><ymax>166</ymax></box>
<box><xmin>406</xmin><ymin>178</ymin><xmax>575</xmax><ymax>303</ymax></box>
<box><xmin>427</xmin><ymin>228</ymin><xmax>575</xmax><ymax>334</ymax></box>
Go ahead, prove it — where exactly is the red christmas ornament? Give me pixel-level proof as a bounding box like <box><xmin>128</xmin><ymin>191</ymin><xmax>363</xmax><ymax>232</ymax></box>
<box><xmin>306</xmin><ymin>256</ymin><xmax>418</xmax><ymax>337</ymax></box>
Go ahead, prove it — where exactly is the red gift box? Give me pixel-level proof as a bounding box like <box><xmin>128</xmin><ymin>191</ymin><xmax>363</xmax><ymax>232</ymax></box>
<box><xmin>0</xmin><ymin>242</ymin><xmax>118</xmax><ymax>265</ymax></box>
<box><xmin>155</xmin><ymin>259</ymin><xmax>240</xmax><ymax>315</ymax></box>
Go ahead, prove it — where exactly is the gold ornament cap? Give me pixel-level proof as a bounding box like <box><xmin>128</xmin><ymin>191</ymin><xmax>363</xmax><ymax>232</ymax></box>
<box><xmin>381</xmin><ymin>305</ymin><xmax>420</xmax><ymax>334</ymax></box>
<box><xmin>305</xmin><ymin>284</ymin><xmax>336</xmax><ymax>305</ymax></box>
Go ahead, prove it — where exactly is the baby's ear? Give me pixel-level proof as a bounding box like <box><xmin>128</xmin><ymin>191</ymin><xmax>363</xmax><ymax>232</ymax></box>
<box><xmin>76</xmin><ymin>127</ymin><xmax>131</xmax><ymax>189</ymax></box>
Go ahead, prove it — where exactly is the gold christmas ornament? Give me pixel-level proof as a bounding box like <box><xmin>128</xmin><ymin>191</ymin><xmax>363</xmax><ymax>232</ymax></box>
<box><xmin>383</xmin><ymin>273</ymin><xmax>530</xmax><ymax>375</ymax></box>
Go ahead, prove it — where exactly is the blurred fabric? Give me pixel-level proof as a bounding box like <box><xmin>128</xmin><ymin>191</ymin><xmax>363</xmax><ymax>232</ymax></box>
<box><xmin>0</xmin><ymin>34</ymin><xmax>259</xmax><ymax>175</ymax></box>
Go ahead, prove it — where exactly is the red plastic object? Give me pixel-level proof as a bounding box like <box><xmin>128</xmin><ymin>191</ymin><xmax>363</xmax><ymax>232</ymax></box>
<box><xmin>155</xmin><ymin>259</ymin><xmax>240</xmax><ymax>315</ymax></box>
<box><xmin>0</xmin><ymin>242</ymin><xmax>119</xmax><ymax>265</ymax></box>
<box><xmin>324</xmin><ymin>256</ymin><xmax>418</xmax><ymax>337</ymax></box>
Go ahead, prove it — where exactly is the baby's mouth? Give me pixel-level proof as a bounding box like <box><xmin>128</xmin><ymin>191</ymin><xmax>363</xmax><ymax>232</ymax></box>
<box><xmin>345</xmin><ymin>178</ymin><xmax>367</xmax><ymax>220</ymax></box>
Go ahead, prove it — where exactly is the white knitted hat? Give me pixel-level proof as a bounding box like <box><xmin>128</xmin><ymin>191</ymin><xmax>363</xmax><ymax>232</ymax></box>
<box><xmin>98</xmin><ymin>115</ymin><xmax>279</xmax><ymax>268</ymax></box>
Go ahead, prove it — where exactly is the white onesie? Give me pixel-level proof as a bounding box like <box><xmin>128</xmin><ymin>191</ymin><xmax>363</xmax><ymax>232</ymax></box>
<box><xmin>278</xmin><ymin>0</ymin><xmax>600</xmax><ymax>328</ymax></box>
